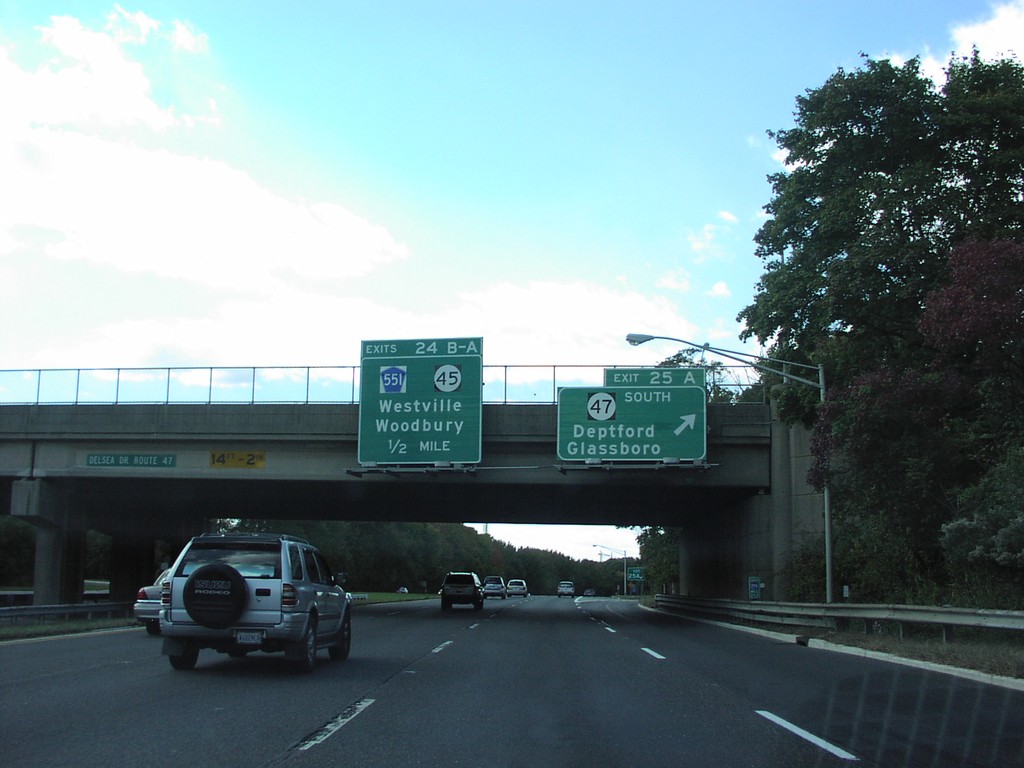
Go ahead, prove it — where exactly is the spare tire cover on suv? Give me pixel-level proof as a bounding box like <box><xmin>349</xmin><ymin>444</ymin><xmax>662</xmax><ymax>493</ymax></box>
<box><xmin>183</xmin><ymin>563</ymin><xmax>249</xmax><ymax>629</ymax></box>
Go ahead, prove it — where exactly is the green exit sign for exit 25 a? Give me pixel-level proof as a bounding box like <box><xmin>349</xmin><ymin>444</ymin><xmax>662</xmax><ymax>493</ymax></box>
<box><xmin>556</xmin><ymin>385</ymin><xmax>706</xmax><ymax>462</ymax></box>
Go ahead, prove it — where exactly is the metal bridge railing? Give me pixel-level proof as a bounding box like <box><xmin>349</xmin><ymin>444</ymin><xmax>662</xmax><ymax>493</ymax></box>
<box><xmin>0</xmin><ymin>365</ymin><xmax>762</xmax><ymax>406</ymax></box>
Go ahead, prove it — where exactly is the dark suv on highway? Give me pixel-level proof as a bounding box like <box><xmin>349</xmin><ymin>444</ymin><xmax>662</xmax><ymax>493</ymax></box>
<box><xmin>160</xmin><ymin>532</ymin><xmax>351</xmax><ymax>672</ymax></box>
<box><xmin>440</xmin><ymin>571</ymin><xmax>484</xmax><ymax>610</ymax></box>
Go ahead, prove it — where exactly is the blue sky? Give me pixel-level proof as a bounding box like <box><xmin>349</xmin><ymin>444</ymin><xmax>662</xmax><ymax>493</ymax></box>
<box><xmin>2</xmin><ymin>1</ymin><xmax>1021</xmax><ymax>560</ymax></box>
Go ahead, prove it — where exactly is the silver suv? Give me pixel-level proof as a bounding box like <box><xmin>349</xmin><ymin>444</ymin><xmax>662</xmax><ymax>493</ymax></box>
<box><xmin>160</xmin><ymin>533</ymin><xmax>351</xmax><ymax>672</ymax></box>
<box><xmin>440</xmin><ymin>571</ymin><xmax>484</xmax><ymax>610</ymax></box>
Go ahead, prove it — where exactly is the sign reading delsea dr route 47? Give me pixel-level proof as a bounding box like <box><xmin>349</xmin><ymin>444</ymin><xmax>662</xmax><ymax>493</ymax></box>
<box><xmin>557</xmin><ymin>385</ymin><xmax>706</xmax><ymax>462</ymax></box>
<box><xmin>359</xmin><ymin>338</ymin><xmax>482</xmax><ymax>465</ymax></box>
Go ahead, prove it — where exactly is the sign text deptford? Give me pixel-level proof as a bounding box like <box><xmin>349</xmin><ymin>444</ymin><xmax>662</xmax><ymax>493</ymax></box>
<box><xmin>556</xmin><ymin>385</ymin><xmax>706</xmax><ymax>462</ymax></box>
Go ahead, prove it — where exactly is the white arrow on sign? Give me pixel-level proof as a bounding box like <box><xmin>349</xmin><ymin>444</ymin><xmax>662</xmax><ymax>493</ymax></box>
<box><xmin>673</xmin><ymin>414</ymin><xmax>696</xmax><ymax>436</ymax></box>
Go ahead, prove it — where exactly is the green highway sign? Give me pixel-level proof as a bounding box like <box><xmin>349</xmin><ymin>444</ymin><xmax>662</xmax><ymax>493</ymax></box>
<box><xmin>86</xmin><ymin>453</ymin><xmax>176</xmax><ymax>468</ymax></box>
<box><xmin>358</xmin><ymin>338</ymin><xmax>482</xmax><ymax>465</ymax></box>
<box><xmin>556</xmin><ymin>385</ymin><xmax>706</xmax><ymax>462</ymax></box>
<box><xmin>604</xmin><ymin>367</ymin><xmax>706</xmax><ymax>388</ymax></box>
<box><xmin>627</xmin><ymin>567</ymin><xmax>646</xmax><ymax>581</ymax></box>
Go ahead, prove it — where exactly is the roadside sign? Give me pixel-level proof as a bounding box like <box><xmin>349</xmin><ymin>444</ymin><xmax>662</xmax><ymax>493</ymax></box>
<box><xmin>209</xmin><ymin>451</ymin><xmax>266</xmax><ymax>469</ymax></box>
<box><xmin>604</xmin><ymin>367</ymin><xmax>706</xmax><ymax>388</ymax></box>
<box><xmin>627</xmin><ymin>567</ymin><xmax>645</xmax><ymax>581</ymax></box>
<box><xmin>556</xmin><ymin>385</ymin><xmax>706</xmax><ymax>462</ymax></box>
<box><xmin>358</xmin><ymin>338</ymin><xmax>482</xmax><ymax>465</ymax></box>
<box><xmin>85</xmin><ymin>453</ymin><xmax>177</xmax><ymax>468</ymax></box>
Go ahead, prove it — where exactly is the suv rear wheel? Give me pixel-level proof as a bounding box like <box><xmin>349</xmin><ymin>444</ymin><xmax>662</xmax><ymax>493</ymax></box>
<box><xmin>291</xmin><ymin>619</ymin><xmax>317</xmax><ymax>673</ymax></box>
<box><xmin>168</xmin><ymin>642</ymin><xmax>199</xmax><ymax>671</ymax></box>
<box><xmin>328</xmin><ymin>613</ymin><xmax>351</xmax><ymax>661</ymax></box>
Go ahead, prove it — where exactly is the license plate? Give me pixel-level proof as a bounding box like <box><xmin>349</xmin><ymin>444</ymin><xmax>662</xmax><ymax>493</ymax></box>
<box><xmin>235</xmin><ymin>630</ymin><xmax>263</xmax><ymax>645</ymax></box>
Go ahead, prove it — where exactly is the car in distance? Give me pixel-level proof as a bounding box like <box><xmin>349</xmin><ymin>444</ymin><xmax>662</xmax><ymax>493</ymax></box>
<box><xmin>440</xmin><ymin>571</ymin><xmax>484</xmax><ymax>610</ymax></box>
<box><xmin>557</xmin><ymin>580</ymin><xmax>575</xmax><ymax>597</ymax></box>
<box><xmin>160</xmin><ymin>532</ymin><xmax>351</xmax><ymax>672</ymax></box>
<box><xmin>506</xmin><ymin>578</ymin><xmax>528</xmax><ymax>597</ymax></box>
<box><xmin>133</xmin><ymin>567</ymin><xmax>172</xmax><ymax>635</ymax></box>
<box><xmin>482</xmin><ymin>575</ymin><xmax>507</xmax><ymax>599</ymax></box>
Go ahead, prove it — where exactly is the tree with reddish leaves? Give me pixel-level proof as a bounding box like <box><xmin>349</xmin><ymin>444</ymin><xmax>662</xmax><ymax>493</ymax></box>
<box><xmin>920</xmin><ymin>240</ymin><xmax>1024</xmax><ymax>407</ymax></box>
<box><xmin>741</xmin><ymin>53</ymin><xmax>1024</xmax><ymax>603</ymax></box>
<box><xmin>919</xmin><ymin>241</ymin><xmax>1024</xmax><ymax>603</ymax></box>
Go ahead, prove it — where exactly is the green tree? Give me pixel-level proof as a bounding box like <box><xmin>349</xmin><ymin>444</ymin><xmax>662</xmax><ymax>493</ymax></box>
<box><xmin>941</xmin><ymin>447</ymin><xmax>1024</xmax><ymax>608</ymax></box>
<box><xmin>739</xmin><ymin>53</ymin><xmax>1024</xmax><ymax>602</ymax></box>
<box><xmin>636</xmin><ymin>526</ymin><xmax>679</xmax><ymax>594</ymax></box>
<box><xmin>656</xmin><ymin>349</ymin><xmax>760</xmax><ymax>404</ymax></box>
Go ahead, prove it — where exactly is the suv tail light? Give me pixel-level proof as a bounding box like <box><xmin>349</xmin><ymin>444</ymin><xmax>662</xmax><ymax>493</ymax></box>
<box><xmin>282</xmin><ymin>583</ymin><xmax>298</xmax><ymax>607</ymax></box>
<box><xmin>161</xmin><ymin>581</ymin><xmax>171</xmax><ymax>606</ymax></box>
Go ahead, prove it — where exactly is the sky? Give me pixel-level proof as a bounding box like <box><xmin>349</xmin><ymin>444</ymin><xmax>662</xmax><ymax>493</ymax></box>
<box><xmin>2</xmin><ymin>1</ymin><xmax>1021</xmax><ymax>561</ymax></box>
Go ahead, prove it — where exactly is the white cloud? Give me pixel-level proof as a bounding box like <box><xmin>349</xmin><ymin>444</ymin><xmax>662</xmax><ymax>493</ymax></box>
<box><xmin>446</xmin><ymin>281</ymin><xmax>691</xmax><ymax>365</ymax></box>
<box><xmin>3</xmin><ymin>129</ymin><xmax>409</xmax><ymax>289</ymax></box>
<box><xmin>27</xmin><ymin>15</ymin><xmax>175</xmax><ymax>130</ymax></box>
<box><xmin>170</xmin><ymin>20</ymin><xmax>209</xmax><ymax>53</ymax></box>
<box><xmin>706</xmin><ymin>281</ymin><xmax>731</xmax><ymax>298</ymax></box>
<box><xmin>717</xmin><ymin>210</ymin><xmax>738</xmax><ymax>224</ymax></box>
<box><xmin>0</xmin><ymin>11</ymin><xmax>715</xmax><ymax>374</ymax></box>
<box><xmin>106</xmin><ymin>4</ymin><xmax>161</xmax><ymax>45</ymax></box>
<box><xmin>656</xmin><ymin>269</ymin><xmax>691</xmax><ymax>292</ymax></box>
<box><xmin>687</xmin><ymin>223</ymin><xmax>717</xmax><ymax>257</ymax></box>
<box><xmin>1</xmin><ymin>15</ymin><xmax>408</xmax><ymax>290</ymax></box>
<box><xmin>888</xmin><ymin>1</ymin><xmax>1024</xmax><ymax>85</ymax></box>
<box><xmin>687</xmin><ymin>221</ymin><xmax>737</xmax><ymax>263</ymax></box>
<box><xmin>951</xmin><ymin>0</ymin><xmax>1023</xmax><ymax>59</ymax></box>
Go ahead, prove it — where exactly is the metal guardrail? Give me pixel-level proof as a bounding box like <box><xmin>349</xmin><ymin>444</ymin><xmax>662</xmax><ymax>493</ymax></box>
<box><xmin>0</xmin><ymin>364</ymin><xmax>762</xmax><ymax>406</ymax></box>
<box><xmin>0</xmin><ymin>602</ymin><xmax>133</xmax><ymax>624</ymax></box>
<box><xmin>655</xmin><ymin>595</ymin><xmax>1024</xmax><ymax>637</ymax></box>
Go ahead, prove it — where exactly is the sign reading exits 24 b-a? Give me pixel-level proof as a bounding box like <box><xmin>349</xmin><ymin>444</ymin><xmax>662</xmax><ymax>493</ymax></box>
<box><xmin>358</xmin><ymin>338</ymin><xmax>482</xmax><ymax>465</ymax></box>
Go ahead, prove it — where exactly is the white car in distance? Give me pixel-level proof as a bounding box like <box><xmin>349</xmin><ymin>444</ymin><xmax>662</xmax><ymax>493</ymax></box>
<box><xmin>506</xmin><ymin>578</ymin><xmax>528</xmax><ymax>597</ymax></box>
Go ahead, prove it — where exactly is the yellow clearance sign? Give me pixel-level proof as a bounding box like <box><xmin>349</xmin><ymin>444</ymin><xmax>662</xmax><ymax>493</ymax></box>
<box><xmin>209</xmin><ymin>451</ymin><xmax>266</xmax><ymax>469</ymax></box>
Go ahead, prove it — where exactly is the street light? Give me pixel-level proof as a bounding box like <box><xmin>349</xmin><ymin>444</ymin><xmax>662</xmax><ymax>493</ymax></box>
<box><xmin>593</xmin><ymin>544</ymin><xmax>628</xmax><ymax>597</ymax></box>
<box><xmin>626</xmin><ymin>333</ymin><xmax>834</xmax><ymax>603</ymax></box>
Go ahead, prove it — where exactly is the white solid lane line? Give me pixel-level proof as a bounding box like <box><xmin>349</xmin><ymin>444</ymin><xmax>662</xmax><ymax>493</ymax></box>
<box><xmin>298</xmin><ymin>699</ymin><xmax>376</xmax><ymax>751</ymax></box>
<box><xmin>756</xmin><ymin>710</ymin><xmax>859</xmax><ymax>761</ymax></box>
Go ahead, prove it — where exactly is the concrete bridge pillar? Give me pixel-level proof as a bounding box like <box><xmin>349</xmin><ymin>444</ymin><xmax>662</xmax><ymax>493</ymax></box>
<box><xmin>676</xmin><ymin>406</ymin><xmax>825</xmax><ymax>601</ymax></box>
<box><xmin>109</xmin><ymin>534</ymin><xmax>159</xmax><ymax>603</ymax></box>
<box><xmin>11</xmin><ymin>479</ymin><xmax>87</xmax><ymax>604</ymax></box>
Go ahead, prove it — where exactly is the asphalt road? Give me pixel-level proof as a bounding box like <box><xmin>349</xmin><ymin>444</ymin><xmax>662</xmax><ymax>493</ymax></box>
<box><xmin>2</xmin><ymin>596</ymin><xmax>1022</xmax><ymax>767</ymax></box>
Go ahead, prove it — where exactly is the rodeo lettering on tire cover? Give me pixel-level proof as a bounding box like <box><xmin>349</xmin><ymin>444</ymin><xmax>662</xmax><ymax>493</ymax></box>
<box><xmin>183</xmin><ymin>563</ymin><xmax>248</xmax><ymax>629</ymax></box>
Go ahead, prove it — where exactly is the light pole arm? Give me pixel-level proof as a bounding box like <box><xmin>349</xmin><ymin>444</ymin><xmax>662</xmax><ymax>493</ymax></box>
<box><xmin>626</xmin><ymin>332</ymin><xmax>834</xmax><ymax>603</ymax></box>
<box><xmin>626</xmin><ymin>333</ymin><xmax>823</xmax><ymax>392</ymax></box>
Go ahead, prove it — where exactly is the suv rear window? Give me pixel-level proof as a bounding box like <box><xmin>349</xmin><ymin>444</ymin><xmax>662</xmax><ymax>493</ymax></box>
<box><xmin>176</xmin><ymin>542</ymin><xmax>281</xmax><ymax>579</ymax></box>
<box><xmin>445</xmin><ymin>574</ymin><xmax>473</xmax><ymax>585</ymax></box>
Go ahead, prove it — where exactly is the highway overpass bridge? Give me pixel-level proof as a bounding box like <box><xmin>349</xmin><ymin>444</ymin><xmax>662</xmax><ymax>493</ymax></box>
<box><xmin>0</xmin><ymin>401</ymin><xmax>824</xmax><ymax>604</ymax></box>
